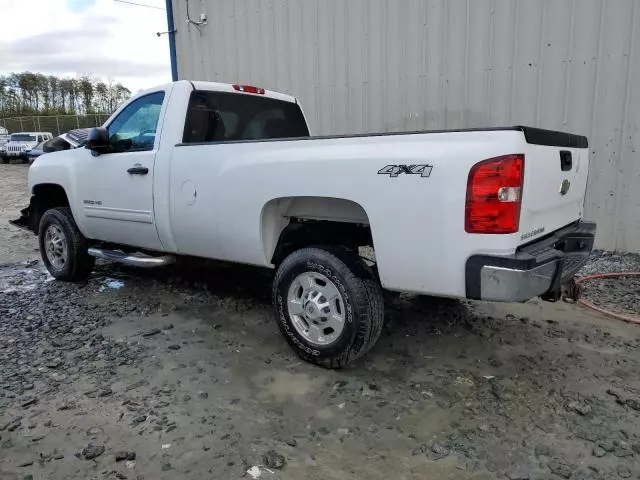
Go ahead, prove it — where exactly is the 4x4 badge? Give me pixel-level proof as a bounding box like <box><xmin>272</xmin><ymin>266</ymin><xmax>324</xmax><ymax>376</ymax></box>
<box><xmin>378</xmin><ymin>164</ymin><xmax>433</xmax><ymax>178</ymax></box>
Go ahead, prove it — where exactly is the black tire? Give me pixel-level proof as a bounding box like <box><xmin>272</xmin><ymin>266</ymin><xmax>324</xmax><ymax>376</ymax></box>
<box><xmin>272</xmin><ymin>247</ymin><xmax>385</xmax><ymax>369</ymax></box>
<box><xmin>38</xmin><ymin>207</ymin><xmax>95</xmax><ymax>282</ymax></box>
<box><xmin>0</xmin><ymin>156</ymin><xmax>7</xmax><ymax>164</ymax></box>
<box><xmin>362</xmin><ymin>279</ymin><xmax>385</xmax><ymax>354</ymax></box>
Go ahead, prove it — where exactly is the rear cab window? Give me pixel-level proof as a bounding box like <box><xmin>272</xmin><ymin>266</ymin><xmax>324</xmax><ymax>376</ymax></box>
<box><xmin>182</xmin><ymin>91</ymin><xmax>309</xmax><ymax>144</ymax></box>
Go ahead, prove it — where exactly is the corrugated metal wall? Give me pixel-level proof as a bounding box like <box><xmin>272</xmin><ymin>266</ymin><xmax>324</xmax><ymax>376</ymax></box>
<box><xmin>172</xmin><ymin>0</ymin><xmax>640</xmax><ymax>252</ymax></box>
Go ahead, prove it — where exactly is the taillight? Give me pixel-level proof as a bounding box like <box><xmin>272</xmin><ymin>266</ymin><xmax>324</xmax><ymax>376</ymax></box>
<box><xmin>465</xmin><ymin>154</ymin><xmax>524</xmax><ymax>234</ymax></box>
<box><xmin>232</xmin><ymin>84</ymin><xmax>266</xmax><ymax>94</ymax></box>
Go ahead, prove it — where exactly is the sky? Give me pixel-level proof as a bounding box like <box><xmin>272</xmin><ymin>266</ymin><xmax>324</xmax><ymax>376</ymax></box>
<box><xmin>0</xmin><ymin>0</ymin><xmax>171</xmax><ymax>93</ymax></box>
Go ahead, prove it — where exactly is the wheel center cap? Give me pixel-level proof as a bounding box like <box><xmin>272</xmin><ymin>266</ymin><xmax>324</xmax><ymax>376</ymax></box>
<box><xmin>303</xmin><ymin>295</ymin><xmax>322</xmax><ymax>320</ymax></box>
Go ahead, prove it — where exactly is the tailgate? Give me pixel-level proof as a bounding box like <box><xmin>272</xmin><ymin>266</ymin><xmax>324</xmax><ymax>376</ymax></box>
<box><xmin>517</xmin><ymin>127</ymin><xmax>589</xmax><ymax>245</ymax></box>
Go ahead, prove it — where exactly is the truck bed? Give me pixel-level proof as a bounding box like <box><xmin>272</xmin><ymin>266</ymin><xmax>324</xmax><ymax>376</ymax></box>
<box><xmin>177</xmin><ymin>125</ymin><xmax>588</xmax><ymax>149</ymax></box>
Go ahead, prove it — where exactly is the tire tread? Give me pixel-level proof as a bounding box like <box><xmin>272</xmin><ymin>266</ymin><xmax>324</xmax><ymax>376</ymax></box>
<box><xmin>39</xmin><ymin>207</ymin><xmax>94</xmax><ymax>282</ymax></box>
<box><xmin>272</xmin><ymin>247</ymin><xmax>384</xmax><ymax>369</ymax></box>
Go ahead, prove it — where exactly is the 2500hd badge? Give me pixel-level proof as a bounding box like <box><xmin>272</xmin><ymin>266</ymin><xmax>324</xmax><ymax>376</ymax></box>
<box><xmin>521</xmin><ymin>227</ymin><xmax>545</xmax><ymax>241</ymax></box>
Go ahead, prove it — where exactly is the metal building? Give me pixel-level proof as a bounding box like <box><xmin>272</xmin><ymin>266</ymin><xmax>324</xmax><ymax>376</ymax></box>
<box><xmin>169</xmin><ymin>0</ymin><xmax>640</xmax><ymax>252</ymax></box>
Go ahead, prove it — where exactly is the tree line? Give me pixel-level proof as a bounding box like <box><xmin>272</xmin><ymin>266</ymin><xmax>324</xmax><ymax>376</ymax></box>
<box><xmin>0</xmin><ymin>72</ymin><xmax>132</xmax><ymax>118</ymax></box>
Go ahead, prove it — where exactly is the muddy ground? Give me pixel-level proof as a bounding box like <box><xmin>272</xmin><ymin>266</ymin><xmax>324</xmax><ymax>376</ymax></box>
<box><xmin>1</xmin><ymin>163</ymin><xmax>639</xmax><ymax>480</ymax></box>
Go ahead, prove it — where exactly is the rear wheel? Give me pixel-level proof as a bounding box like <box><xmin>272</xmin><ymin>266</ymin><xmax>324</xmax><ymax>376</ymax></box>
<box><xmin>38</xmin><ymin>207</ymin><xmax>95</xmax><ymax>282</ymax></box>
<box><xmin>272</xmin><ymin>247</ymin><xmax>384</xmax><ymax>369</ymax></box>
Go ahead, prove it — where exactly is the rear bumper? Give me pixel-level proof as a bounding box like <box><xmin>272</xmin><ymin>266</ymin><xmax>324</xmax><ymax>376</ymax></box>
<box><xmin>466</xmin><ymin>221</ymin><xmax>596</xmax><ymax>302</ymax></box>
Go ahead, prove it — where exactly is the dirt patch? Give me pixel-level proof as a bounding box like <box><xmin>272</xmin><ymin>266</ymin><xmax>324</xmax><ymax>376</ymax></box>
<box><xmin>0</xmin><ymin>164</ymin><xmax>38</xmax><ymax>264</ymax></box>
<box><xmin>1</xmin><ymin>165</ymin><xmax>640</xmax><ymax>479</ymax></box>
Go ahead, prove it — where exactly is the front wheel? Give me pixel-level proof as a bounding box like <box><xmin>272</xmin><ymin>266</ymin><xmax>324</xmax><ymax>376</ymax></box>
<box><xmin>38</xmin><ymin>207</ymin><xmax>95</xmax><ymax>282</ymax></box>
<box><xmin>272</xmin><ymin>247</ymin><xmax>384</xmax><ymax>369</ymax></box>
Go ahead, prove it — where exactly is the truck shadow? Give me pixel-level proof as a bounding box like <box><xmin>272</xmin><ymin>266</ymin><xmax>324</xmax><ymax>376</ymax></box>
<box><xmin>93</xmin><ymin>258</ymin><xmax>274</xmax><ymax>304</ymax></box>
<box><xmin>92</xmin><ymin>259</ymin><xmax>476</xmax><ymax>348</ymax></box>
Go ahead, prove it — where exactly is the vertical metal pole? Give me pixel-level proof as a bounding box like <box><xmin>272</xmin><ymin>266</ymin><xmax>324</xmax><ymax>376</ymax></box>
<box><xmin>56</xmin><ymin>116</ymin><xmax>60</xmax><ymax>136</ymax></box>
<box><xmin>165</xmin><ymin>0</ymin><xmax>178</xmax><ymax>81</ymax></box>
<box><xmin>19</xmin><ymin>118</ymin><xmax>23</xmax><ymax>131</ymax></box>
<box><xmin>76</xmin><ymin>115</ymin><xmax>80</xmax><ymax>129</ymax></box>
<box><xmin>37</xmin><ymin>116</ymin><xmax>41</xmax><ymax>131</ymax></box>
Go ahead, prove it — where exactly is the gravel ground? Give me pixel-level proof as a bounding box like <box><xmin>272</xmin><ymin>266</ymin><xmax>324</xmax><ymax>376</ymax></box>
<box><xmin>579</xmin><ymin>251</ymin><xmax>640</xmax><ymax>319</ymax></box>
<box><xmin>580</xmin><ymin>251</ymin><xmax>640</xmax><ymax>276</ymax></box>
<box><xmin>1</xmin><ymin>164</ymin><xmax>640</xmax><ymax>480</ymax></box>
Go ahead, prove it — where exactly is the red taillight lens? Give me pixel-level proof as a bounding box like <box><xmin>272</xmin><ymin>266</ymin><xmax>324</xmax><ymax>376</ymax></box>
<box><xmin>232</xmin><ymin>84</ymin><xmax>266</xmax><ymax>94</ymax></box>
<box><xmin>465</xmin><ymin>154</ymin><xmax>525</xmax><ymax>234</ymax></box>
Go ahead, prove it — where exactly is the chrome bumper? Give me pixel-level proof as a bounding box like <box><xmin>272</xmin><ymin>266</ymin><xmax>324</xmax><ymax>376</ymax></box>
<box><xmin>466</xmin><ymin>221</ymin><xmax>596</xmax><ymax>302</ymax></box>
<box><xmin>480</xmin><ymin>262</ymin><xmax>559</xmax><ymax>302</ymax></box>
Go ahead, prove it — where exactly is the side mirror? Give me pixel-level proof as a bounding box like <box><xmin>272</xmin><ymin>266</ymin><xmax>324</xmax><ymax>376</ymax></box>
<box><xmin>86</xmin><ymin>127</ymin><xmax>109</xmax><ymax>154</ymax></box>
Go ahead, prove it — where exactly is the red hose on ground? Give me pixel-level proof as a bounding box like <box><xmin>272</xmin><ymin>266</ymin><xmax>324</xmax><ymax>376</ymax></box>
<box><xmin>575</xmin><ymin>272</ymin><xmax>640</xmax><ymax>324</ymax></box>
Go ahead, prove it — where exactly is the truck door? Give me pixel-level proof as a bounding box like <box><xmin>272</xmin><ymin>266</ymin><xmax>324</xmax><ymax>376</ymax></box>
<box><xmin>75</xmin><ymin>91</ymin><xmax>166</xmax><ymax>250</ymax></box>
<box><xmin>169</xmin><ymin>88</ymin><xmax>309</xmax><ymax>260</ymax></box>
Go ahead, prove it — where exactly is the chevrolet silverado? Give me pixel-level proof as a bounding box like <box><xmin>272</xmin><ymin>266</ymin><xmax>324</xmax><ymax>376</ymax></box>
<box><xmin>11</xmin><ymin>81</ymin><xmax>596</xmax><ymax>368</ymax></box>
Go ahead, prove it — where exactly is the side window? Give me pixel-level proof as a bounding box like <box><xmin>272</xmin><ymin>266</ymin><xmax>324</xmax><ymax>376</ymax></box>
<box><xmin>182</xmin><ymin>90</ymin><xmax>309</xmax><ymax>144</ymax></box>
<box><xmin>107</xmin><ymin>91</ymin><xmax>165</xmax><ymax>152</ymax></box>
<box><xmin>37</xmin><ymin>135</ymin><xmax>43</xmax><ymax>142</ymax></box>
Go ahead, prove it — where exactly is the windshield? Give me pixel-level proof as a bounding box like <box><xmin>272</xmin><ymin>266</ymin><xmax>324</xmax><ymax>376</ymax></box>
<box><xmin>10</xmin><ymin>134</ymin><xmax>36</xmax><ymax>142</ymax></box>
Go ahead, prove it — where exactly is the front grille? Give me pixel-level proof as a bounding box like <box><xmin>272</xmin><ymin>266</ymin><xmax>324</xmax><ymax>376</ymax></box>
<box><xmin>7</xmin><ymin>145</ymin><xmax>28</xmax><ymax>153</ymax></box>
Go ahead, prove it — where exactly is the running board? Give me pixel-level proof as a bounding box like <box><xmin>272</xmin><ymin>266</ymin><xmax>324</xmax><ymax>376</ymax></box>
<box><xmin>88</xmin><ymin>247</ymin><xmax>175</xmax><ymax>268</ymax></box>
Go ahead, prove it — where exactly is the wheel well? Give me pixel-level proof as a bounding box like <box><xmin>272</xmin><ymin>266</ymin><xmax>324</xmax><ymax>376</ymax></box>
<box><xmin>271</xmin><ymin>219</ymin><xmax>374</xmax><ymax>266</ymax></box>
<box><xmin>262</xmin><ymin>196</ymin><xmax>374</xmax><ymax>265</ymax></box>
<box><xmin>31</xmin><ymin>184</ymin><xmax>70</xmax><ymax>230</ymax></box>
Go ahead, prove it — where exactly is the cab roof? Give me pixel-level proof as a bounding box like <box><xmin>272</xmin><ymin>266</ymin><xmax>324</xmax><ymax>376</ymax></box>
<box><xmin>188</xmin><ymin>81</ymin><xmax>298</xmax><ymax>104</ymax></box>
<box><xmin>134</xmin><ymin>80</ymin><xmax>298</xmax><ymax>105</ymax></box>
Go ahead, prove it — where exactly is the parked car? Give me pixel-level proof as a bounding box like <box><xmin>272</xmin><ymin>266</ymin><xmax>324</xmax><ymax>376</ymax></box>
<box><xmin>1</xmin><ymin>132</ymin><xmax>53</xmax><ymax>163</ymax></box>
<box><xmin>25</xmin><ymin>141</ymin><xmax>46</xmax><ymax>161</ymax></box>
<box><xmin>22</xmin><ymin>128</ymin><xmax>91</xmax><ymax>164</ymax></box>
<box><xmin>0</xmin><ymin>126</ymin><xmax>9</xmax><ymax>149</ymax></box>
<box><xmin>0</xmin><ymin>126</ymin><xmax>10</xmax><ymax>159</ymax></box>
<box><xmin>11</xmin><ymin>81</ymin><xmax>596</xmax><ymax>368</ymax></box>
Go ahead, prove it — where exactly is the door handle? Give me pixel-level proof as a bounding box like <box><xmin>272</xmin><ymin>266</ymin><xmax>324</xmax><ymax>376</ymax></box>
<box><xmin>560</xmin><ymin>151</ymin><xmax>572</xmax><ymax>171</ymax></box>
<box><xmin>127</xmin><ymin>166</ymin><xmax>149</xmax><ymax>175</ymax></box>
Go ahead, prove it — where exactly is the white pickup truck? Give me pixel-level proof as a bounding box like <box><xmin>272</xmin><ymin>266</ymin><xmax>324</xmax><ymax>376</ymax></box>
<box><xmin>12</xmin><ymin>81</ymin><xmax>596</xmax><ymax>368</ymax></box>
